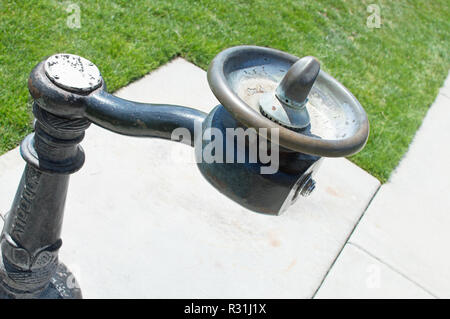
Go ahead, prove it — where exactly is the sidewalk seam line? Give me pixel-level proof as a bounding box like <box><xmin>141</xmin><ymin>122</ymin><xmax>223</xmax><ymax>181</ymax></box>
<box><xmin>440</xmin><ymin>92</ymin><xmax>450</xmax><ymax>100</ymax></box>
<box><xmin>311</xmin><ymin>182</ymin><xmax>381</xmax><ymax>298</ymax></box>
<box><xmin>348</xmin><ymin>242</ymin><xmax>439</xmax><ymax>299</ymax></box>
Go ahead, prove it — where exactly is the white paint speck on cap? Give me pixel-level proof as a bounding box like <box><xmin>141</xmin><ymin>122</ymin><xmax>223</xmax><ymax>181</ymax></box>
<box><xmin>44</xmin><ymin>54</ymin><xmax>102</xmax><ymax>93</ymax></box>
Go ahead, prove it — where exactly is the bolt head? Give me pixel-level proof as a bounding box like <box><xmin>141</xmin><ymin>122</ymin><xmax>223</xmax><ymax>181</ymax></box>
<box><xmin>44</xmin><ymin>54</ymin><xmax>102</xmax><ymax>93</ymax></box>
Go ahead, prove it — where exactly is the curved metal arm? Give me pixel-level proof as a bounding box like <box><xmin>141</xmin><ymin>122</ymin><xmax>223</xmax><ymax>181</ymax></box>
<box><xmin>84</xmin><ymin>90</ymin><xmax>207</xmax><ymax>146</ymax></box>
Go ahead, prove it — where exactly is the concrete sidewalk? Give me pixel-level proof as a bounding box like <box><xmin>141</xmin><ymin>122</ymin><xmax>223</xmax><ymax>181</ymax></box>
<box><xmin>315</xmin><ymin>73</ymin><xmax>450</xmax><ymax>299</ymax></box>
<box><xmin>0</xmin><ymin>58</ymin><xmax>448</xmax><ymax>298</ymax></box>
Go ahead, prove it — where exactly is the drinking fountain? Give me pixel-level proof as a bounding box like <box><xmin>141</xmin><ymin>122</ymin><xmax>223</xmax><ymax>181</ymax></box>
<box><xmin>0</xmin><ymin>45</ymin><xmax>369</xmax><ymax>298</ymax></box>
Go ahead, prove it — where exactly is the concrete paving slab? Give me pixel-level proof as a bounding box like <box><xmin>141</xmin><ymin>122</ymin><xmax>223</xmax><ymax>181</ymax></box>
<box><xmin>349</xmin><ymin>82</ymin><xmax>450</xmax><ymax>298</ymax></box>
<box><xmin>0</xmin><ymin>58</ymin><xmax>379</xmax><ymax>298</ymax></box>
<box><xmin>314</xmin><ymin>243</ymin><xmax>433</xmax><ymax>299</ymax></box>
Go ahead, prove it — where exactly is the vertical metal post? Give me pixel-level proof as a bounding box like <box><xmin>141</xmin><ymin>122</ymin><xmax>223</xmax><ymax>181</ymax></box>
<box><xmin>0</xmin><ymin>105</ymin><xmax>88</xmax><ymax>298</ymax></box>
<box><xmin>0</xmin><ymin>54</ymin><xmax>100</xmax><ymax>298</ymax></box>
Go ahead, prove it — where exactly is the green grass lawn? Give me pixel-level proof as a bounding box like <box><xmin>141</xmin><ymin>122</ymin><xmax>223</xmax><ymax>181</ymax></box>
<box><xmin>0</xmin><ymin>0</ymin><xmax>449</xmax><ymax>182</ymax></box>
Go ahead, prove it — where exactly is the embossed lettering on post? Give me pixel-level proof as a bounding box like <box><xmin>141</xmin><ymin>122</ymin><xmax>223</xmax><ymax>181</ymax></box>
<box><xmin>11</xmin><ymin>166</ymin><xmax>41</xmax><ymax>240</ymax></box>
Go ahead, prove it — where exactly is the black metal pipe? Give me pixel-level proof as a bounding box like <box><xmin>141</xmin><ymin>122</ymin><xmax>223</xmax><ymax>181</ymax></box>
<box><xmin>85</xmin><ymin>90</ymin><xmax>207</xmax><ymax>146</ymax></box>
<box><xmin>0</xmin><ymin>104</ymin><xmax>86</xmax><ymax>299</ymax></box>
